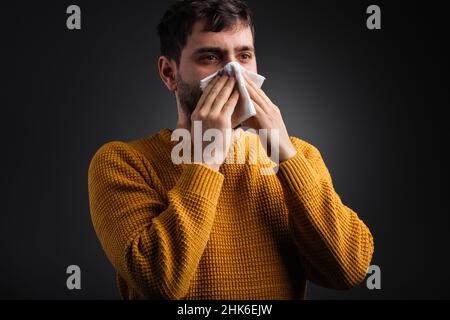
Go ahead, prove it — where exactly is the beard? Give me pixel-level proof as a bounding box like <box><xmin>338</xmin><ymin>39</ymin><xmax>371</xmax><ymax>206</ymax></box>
<box><xmin>176</xmin><ymin>73</ymin><xmax>204</xmax><ymax>119</ymax></box>
<box><xmin>175</xmin><ymin>72</ymin><xmax>243</xmax><ymax>130</ymax></box>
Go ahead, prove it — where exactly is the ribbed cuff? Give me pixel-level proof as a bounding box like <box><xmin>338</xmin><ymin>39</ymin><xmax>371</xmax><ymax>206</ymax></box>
<box><xmin>175</xmin><ymin>163</ymin><xmax>224</xmax><ymax>205</ymax></box>
<box><xmin>278</xmin><ymin>150</ymin><xmax>320</xmax><ymax>194</ymax></box>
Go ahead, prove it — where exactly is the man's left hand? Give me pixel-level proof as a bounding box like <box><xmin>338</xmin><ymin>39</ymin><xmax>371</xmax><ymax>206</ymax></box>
<box><xmin>242</xmin><ymin>72</ymin><xmax>297</xmax><ymax>162</ymax></box>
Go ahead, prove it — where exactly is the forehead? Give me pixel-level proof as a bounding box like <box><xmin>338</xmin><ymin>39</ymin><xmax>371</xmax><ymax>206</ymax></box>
<box><xmin>185</xmin><ymin>20</ymin><xmax>254</xmax><ymax>52</ymax></box>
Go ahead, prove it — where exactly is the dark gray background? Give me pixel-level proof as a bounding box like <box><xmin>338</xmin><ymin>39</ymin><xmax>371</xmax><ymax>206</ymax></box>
<box><xmin>1</xmin><ymin>0</ymin><xmax>448</xmax><ymax>299</ymax></box>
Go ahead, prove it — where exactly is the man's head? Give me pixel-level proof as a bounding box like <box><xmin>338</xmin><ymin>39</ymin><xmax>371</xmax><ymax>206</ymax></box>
<box><xmin>157</xmin><ymin>0</ymin><xmax>257</xmax><ymax>118</ymax></box>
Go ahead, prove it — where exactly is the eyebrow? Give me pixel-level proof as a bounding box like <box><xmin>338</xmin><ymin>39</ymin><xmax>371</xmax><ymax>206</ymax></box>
<box><xmin>193</xmin><ymin>45</ymin><xmax>255</xmax><ymax>55</ymax></box>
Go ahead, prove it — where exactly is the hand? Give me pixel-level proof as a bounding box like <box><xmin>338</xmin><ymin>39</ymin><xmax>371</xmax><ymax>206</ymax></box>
<box><xmin>190</xmin><ymin>73</ymin><xmax>239</xmax><ymax>171</ymax></box>
<box><xmin>241</xmin><ymin>72</ymin><xmax>297</xmax><ymax>162</ymax></box>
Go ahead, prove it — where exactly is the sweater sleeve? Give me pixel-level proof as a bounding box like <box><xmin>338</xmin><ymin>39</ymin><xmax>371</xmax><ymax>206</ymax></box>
<box><xmin>87</xmin><ymin>141</ymin><xmax>224</xmax><ymax>299</ymax></box>
<box><xmin>276</xmin><ymin>136</ymin><xmax>374</xmax><ymax>290</ymax></box>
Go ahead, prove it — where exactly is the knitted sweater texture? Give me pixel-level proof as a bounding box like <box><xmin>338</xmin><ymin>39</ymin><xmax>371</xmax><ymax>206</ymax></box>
<box><xmin>88</xmin><ymin>128</ymin><xmax>374</xmax><ymax>299</ymax></box>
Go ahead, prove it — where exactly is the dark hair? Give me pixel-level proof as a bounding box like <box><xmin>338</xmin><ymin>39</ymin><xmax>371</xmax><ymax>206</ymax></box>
<box><xmin>157</xmin><ymin>0</ymin><xmax>255</xmax><ymax>66</ymax></box>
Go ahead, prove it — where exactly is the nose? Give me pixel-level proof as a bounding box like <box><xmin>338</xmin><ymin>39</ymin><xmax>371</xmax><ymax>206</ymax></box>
<box><xmin>222</xmin><ymin>55</ymin><xmax>240</xmax><ymax>68</ymax></box>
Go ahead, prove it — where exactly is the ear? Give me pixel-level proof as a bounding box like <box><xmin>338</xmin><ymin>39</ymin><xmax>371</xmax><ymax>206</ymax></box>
<box><xmin>158</xmin><ymin>56</ymin><xmax>177</xmax><ymax>92</ymax></box>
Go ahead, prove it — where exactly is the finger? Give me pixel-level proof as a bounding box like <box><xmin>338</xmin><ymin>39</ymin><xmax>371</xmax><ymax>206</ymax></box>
<box><xmin>245</xmin><ymin>79</ymin><xmax>270</xmax><ymax>114</ymax></box>
<box><xmin>235</xmin><ymin>98</ymin><xmax>264</xmax><ymax>130</ymax></box>
<box><xmin>243</xmin><ymin>72</ymin><xmax>273</xmax><ymax>106</ymax></box>
<box><xmin>222</xmin><ymin>89</ymin><xmax>240</xmax><ymax>116</ymax></box>
<box><xmin>196</xmin><ymin>74</ymin><xmax>221</xmax><ymax>109</ymax></box>
<box><xmin>210</xmin><ymin>76</ymin><xmax>237</xmax><ymax>114</ymax></box>
<box><xmin>250</xmin><ymin>98</ymin><xmax>266</xmax><ymax>116</ymax></box>
<box><xmin>200</xmin><ymin>74</ymin><xmax>230</xmax><ymax>113</ymax></box>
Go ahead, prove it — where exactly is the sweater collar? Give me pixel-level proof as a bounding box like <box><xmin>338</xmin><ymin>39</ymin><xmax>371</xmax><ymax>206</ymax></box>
<box><xmin>159</xmin><ymin>127</ymin><xmax>245</xmax><ymax>148</ymax></box>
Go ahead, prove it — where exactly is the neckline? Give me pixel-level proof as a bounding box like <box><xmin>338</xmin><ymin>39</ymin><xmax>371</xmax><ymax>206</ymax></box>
<box><xmin>159</xmin><ymin>127</ymin><xmax>245</xmax><ymax>147</ymax></box>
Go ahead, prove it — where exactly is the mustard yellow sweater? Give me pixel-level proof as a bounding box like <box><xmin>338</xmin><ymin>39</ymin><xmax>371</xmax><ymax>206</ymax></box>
<box><xmin>88</xmin><ymin>127</ymin><xmax>374</xmax><ymax>300</ymax></box>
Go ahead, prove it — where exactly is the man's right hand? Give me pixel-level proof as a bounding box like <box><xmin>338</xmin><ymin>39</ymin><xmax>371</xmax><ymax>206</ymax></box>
<box><xmin>190</xmin><ymin>73</ymin><xmax>239</xmax><ymax>171</ymax></box>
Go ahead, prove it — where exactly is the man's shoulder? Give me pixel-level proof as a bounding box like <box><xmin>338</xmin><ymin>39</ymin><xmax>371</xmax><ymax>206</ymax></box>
<box><xmin>88</xmin><ymin>141</ymin><xmax>142</xmax><ymax>176</ymax></box>
<box><xmin>89</xmin><ymin>129</ymin><xmax>168</xmax><ymax>169</ymax></box>
<box><xmin>95</xmin><ymin>129</ymin><xmax>168</xmax><ymax>156</ymax></box>
<box><xmin>289</xmin><ymin>135</ymin><xmax>320</xmax><ymax>154</ymax></box>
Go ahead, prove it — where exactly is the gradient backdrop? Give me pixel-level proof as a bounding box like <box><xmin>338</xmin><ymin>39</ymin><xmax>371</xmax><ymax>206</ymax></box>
<box><xmin>1</xmin><ymin>0</ymin><xmax>448</xmax><ymax>299</ymax></box>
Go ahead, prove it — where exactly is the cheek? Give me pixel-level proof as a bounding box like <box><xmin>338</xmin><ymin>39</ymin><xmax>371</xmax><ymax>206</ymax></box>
<box><xmin>248</xmin><ymin>61</ymin><xmax>258</xmax><ymax>74</ymax></box>
<box><xmin>197</xmin><ymin>65</ymin><xmax>222</xmax><ymax>78</ymax></box>
<box><xmin>179</xmin><ymin>65</ymin><xmax>212</xmax><ymax>84</ymax></box>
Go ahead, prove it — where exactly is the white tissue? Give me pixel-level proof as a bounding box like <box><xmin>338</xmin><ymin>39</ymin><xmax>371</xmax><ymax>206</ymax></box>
<box><xmin>199</xmin><ymin>62</ymin><xmax>266</xmax><ymax>125</ymax></box>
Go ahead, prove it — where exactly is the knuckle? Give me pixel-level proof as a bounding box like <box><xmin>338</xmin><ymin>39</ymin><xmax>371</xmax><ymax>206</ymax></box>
<box><xmin>272</xmin><ymin>105</ymin><xmax>280</xmax><ymax>113</ymax></box>
<box><xmin>198</xmin><ymin>110</ymin><xmax>208</xmax><ymax>119</ymax></box>
<box><xmin>209</xmin><ymin>113</ymin><xmax>219</xmax><ymax>121</ymax></box>
<box><xmin>190</xmin><ymin>113</ymin><xmax>199</xmax><ymax>122</ymax></box>
<box><xmin>191</xmin><ymin>110</ymin><xmax>205</xmax><ymax>121</ymax></box>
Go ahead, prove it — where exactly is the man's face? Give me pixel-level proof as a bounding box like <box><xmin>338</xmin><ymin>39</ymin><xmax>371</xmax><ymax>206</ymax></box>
<box><xmin>175</xmin><ymin>19</ymin><xmax>257</xmax><ymax>117</ymax></box>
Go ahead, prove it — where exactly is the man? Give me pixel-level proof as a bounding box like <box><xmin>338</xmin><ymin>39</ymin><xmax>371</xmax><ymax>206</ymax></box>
<box><xmin>88</xmin><ymin>0</ymin><xmax>374</xmax><ymax>300</ymax></box>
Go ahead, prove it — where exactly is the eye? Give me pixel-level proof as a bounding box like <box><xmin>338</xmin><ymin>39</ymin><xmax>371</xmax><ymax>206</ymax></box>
<box><xmin>203</xmin><ymin>55</ymin><xmax>219</xmax><ymax>61</ymax></box>
<box><xmin>240</xmin><ymin>53</ymin><xmax>252</xmax><ymax>61</ymax></box>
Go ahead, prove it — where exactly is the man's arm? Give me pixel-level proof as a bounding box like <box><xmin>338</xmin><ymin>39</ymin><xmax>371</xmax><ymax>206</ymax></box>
<box><xmin>88</xmin><ymin>141</ymin><xmax>223</xmax><ymax>299</ymax></box>
<box><xmin>277</xmin><ymin>136</ymin><xmax>374</xmax><ymax>290</ymax></box>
